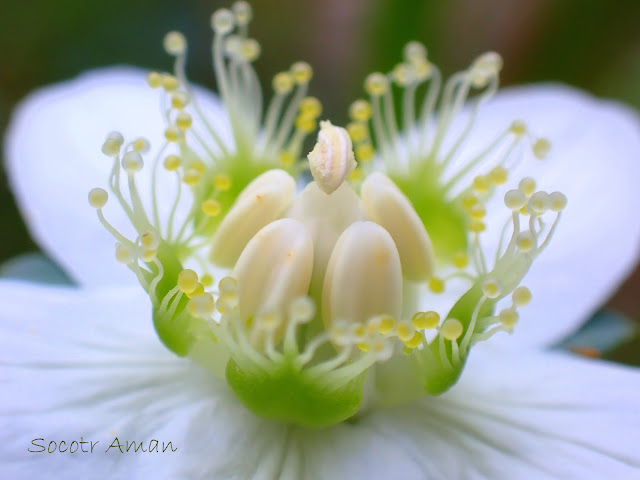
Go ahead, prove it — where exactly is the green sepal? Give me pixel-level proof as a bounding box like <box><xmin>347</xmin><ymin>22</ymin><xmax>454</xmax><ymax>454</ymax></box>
<box><xmin>226</xmin><ymin>358</ymin><xmax>367</xmax><ymax>428</ymax></box>
<box><xmin>423</xmin><ymin>283</ymin><xmax>495</xmax><ymax>395</ymax></box>
<box><xmin>390</xmin><ymin>163</ymin><xmax>468</xmax><ymax>262</ymax></box>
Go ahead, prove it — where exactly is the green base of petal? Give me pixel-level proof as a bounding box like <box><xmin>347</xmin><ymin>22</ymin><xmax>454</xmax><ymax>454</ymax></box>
<box><xmin>226</xmin><ymin>358</ymin><xmax>367</xmax><ymax>428</ymax></box>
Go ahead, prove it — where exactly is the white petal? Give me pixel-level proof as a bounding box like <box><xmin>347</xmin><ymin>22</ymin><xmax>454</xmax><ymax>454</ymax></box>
<box><xmin>3</xmin><ymin>280</ymin><xmax>638</xmax><ymax>479</ymax></box>
<box><xmin>4</xmin><ymin>67</ymin><xmax>231</xmax><ymax>287</ymax></box>
<box><xmin>323</xmin><ymin>221</ymin><xmax>403</xmax><ymax>327</ymax></box>
<box><xmin>446</xmin><ymin>85</ymin><xmax>640</xmax><ymax>347</ymax></box>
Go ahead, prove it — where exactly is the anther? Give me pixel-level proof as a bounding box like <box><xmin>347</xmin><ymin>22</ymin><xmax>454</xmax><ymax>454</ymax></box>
<box><xmin>499</xmin><ymin>308</ymin><xmax>519</xmax><ymax>329</ymax></box>
<box><xmin>509</xmin><ymin>119</ymin><xmax>527</xmax><ymax>136</ymax></box>
<box><xmin>428</xmin><ymin>277</ymin><xmax>445</xmax><ymax>293</ymax></box>
<box><xmin>549</xmin><ymin>191</ymin><xmax>567</xmax><ymax>212</ymax></box>
<box><xmin>201</xmin><ymin>199</ymin><xmax>222</xmax><ymax>216</ymax></box>
<box><xmin>162</xmin><ymin>74</ymin><xmax>179</xmax><ymax>91</ymax></box>
<box><xmin>101</xmin><ymin>131</ymin><xmax>124</xmax><ymax>157</ymax></box>
<box><xmin>396</xmin><ymin>321</ymin><xmax>415</xmax><ymax>342</ymax></box>
<box><xmin>364</xmin><ymin>73</ymin><xmax>389</xmax><ymax>96</ymax></box>
<box><xmin>164</xmin><ymin>126</ymin><xmax>184</xmax><ymax>143</ymax></box>
<box><xmin>213</xmin><ymin>173</ymin><xmax>232</xmax><ymax>191</ymax></box>
<box><xmin>404</xmin><ymin>41</ymin><xmax>427</xmax><ymax>64</ymax></box>
<box><xmin>441</xmin><ymin>318</ymin><xmax>463</xmax><ymax>341</ymax></box>
<box><xmin>163</xmin><ymin>31</ymin><xmax>187</xmax><ymax>56</ymax></box>
<box><xmin>211</xmin><ymin>8</ymin><xmax>235</xmax><ymax>35</ymax></box>
<box><xmin>163</xmin><ymin>154</ymin><xmax>181</xmax><ymax>171</ymax></box>
<box><xmin>171</xmin><ymin>92</ymin><xmax>191</xmax><ymax>110</ymax></box>
<box><xmin>176</xmin><ymin>111</ymin><xmax>193</xmax><ymax>130</ymax></box>
<box><xmin>115</xmin><ymin>243</ymin><xmax>135</xmax><ymax>265</ymax></box>
<box><xmin>504</xmin><ymin>189</ymin><xmax>527</xmax><ymax>210</ymax></box>
<box><xmin>272</xmin><ymin>72</ymin><xmax>294</xmax><ymax>94</ymax></box>
<box><xmin>188</xmin><ymin>293</ymin><xmax>215</xmax><ymax>318</ymax></box>
<box><xmin>132</xmin><ymin>137</ymin><xmax>150</xmax><ymax>153</ymax></box>
<box><xmin>489</xmin><ymin>166</ymin><xmax>508</xmax><ymax>185</ymax></box>
<box><xmin>482</xmin><ymin>279</ymin><xmax>502</xmax><ymax>299</ymax></box>
<box><xmin>146</xmin><ymin>72</ymin><xmax>163</xmax><ymax>89</ymax></box>
<box><xmin>412</xmin><ymin>311</ymin><xmax>440</xmax><ymax>330</ymax></box>
<box><xmin>452</xmin><ymin>252</ymin><xmax>469</xmax><ymax>269</ymax></box>
<box><xmin>232</xmin><ymin>1</ymin><xmax>252</xmax><ymax>26</ymax></box>
<box><xmin>291</xmin><ymin>62</ymin><xmax>313</xmax><ymax>84</ymax></box>
<box><xmin>528</xmin><ymin>191</ymin><xmax>550</xmax><ymax>214</ymax></box>
<box><xmin>88</xmin><ymin>188</ymin><xmax>108</xmax><ymax>208</ymax></box>
<box><xmin>516</xmin><ymin>231</ymin><xmax>536</xmax><ymax>252</ymax></box>
<box><xmin>122</xmin><ymin>151</ymin><xmax>144</xmax><ymax>174</ymax></box>
<box><xmin>349</xmin><ymin>100</ymin><xmax>372</xmax><ymax>122</ymax></box>
<box><xmin>178</xmin><ymin>269</ymin><xmax>199</xmax><ymax>294</ymax></box>
<box><xmin>512</xmin><ymin>286</ymin><xmax>532</xmax><ymax>307</ymax></box>
<box><xmin>518</xmin><ymin>177</ymin><xmax>536</xmax><ymax>197</ymax></box>
<box><xmin>289</xmin><ymin>296</ymin><xmax>316</xmax><ymax>323</ymax></box>
<box><xmin>241</xmin><ymin>38</ymin><xmax>261</xmax><ymax>62</ymax></box>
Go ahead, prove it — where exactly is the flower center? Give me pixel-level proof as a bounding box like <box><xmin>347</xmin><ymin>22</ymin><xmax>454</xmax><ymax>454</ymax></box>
<box><xmin>87</xmin><ymin>2</ymin><xmax>566</xmax><ymax>427</ymax></box>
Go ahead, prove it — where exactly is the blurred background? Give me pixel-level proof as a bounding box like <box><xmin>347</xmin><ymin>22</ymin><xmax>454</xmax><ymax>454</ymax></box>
<box><xmin>0</xmin><ymin>0</ymin><xmax>638</xmax><ymax>360</ymax></box>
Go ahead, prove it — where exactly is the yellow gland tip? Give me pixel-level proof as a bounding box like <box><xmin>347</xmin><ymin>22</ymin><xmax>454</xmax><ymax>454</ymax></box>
<box><xmin>164</xmin><ymin>125</ymin><xmax>184</xmax><ymax>143</ymax></box>
<box><xmin>88</xmin><ymin>188</ymin><xmax>108</xmax><ymax>208</ymax></box>
<box><xmin>469</xmin><ymin>220</ymin><xmax>486</xmax><ymax>233</ymax></box>
<box><xmin>472</xmin><ymin>175</ymin><xmax>491</xmax><ymax>194</ymax></box>
<box><xmin>516</xmin><ymin>231</ymin><xmax>536</xmax><ymax>252</ymax></box>
<box><xmin>519</xmin><ymin>177</ymin><xmax>536</xmax><ymax>197</ymax></box>
<box><xmin>404</xmin><ymin>331</ymin><xmax>423</xmax><ymax>349</ymax></box>
<box><xmin>482</xmin><ymin>279</ymin><xmax>502</xmax><ymax>299</ymax></box>
<box><xmin>428</xmin><ymin>277</ymin><xmax>445</xmax><ymax>293</ymax></box>
<box><xmin>213</xmin><ymin>173</ymin><xmax>232</xmax><ymax>191</ymax></box>
<box><xmin>299</xmin><ymin>97</ymin><xmax>322</xmax><ymax>117</ymax></box>
<box><xmin>132</xmin><ymin>138</ymin><xmax>150</xmax><ymax>153</ymax></box>
<box><xmin>412</xmin><ymin>311</ymin><xmax>440</xmax><ymax>330</ymax></box>
<box><xmin>512</xmin><ymin>286</ymin><xmax>532</xmax><ymax>307</ymax></box>
<box><xmin>509</xmin><ymin>119</ymin><xmax>527</xmax><ymax>136</ymax></box>
<box><xmin>272</xmin><ymin>72</ymin><xmax>294</xmax><ymax>94</ymax></box>
<box><xmin>162</xmin><ymin>74</ymin><xmax>179</xmax><ymax>91</ymax></box>
<box><xmin>201</xmin><ymin>273</ymin><xmax>214</xmax><ymax>287</ymax></box>
<box><xmin>183</xmin><ymin>169</ymin><xmax>202</xmax><ymax>186</ymax></box>
<box><xmin>176</xmin><ymin>111</ymin><xmax>193</xmax><ymax>130</ymax></box>
<box><xmin>163</xmin><ymin>154</ymin><xmax>181</xmax><ymax>171</ymax></box>
<box><xmin>489</xmin><ymin>166</ymin><xmax>508</xmax><ymax>185</ymax></box>
<box><xmin>201</xmin><ymin>199</ymin><xmax>222</xmax><ymax>216</ymax></box>
<box><xmin>163</xmin><ymin>31</ymin><xmax>187</xmax><ymax>56</ymax></box>
<box><xmin>178</xmin><ymin>269</ymin><xmax>199</xmax><ymax>294</ymax></box>
<box><xmin>396</xmin><ymin>321</ymin><xmax>416</xmax><ymax>342</ymax></box>
<box><xmin>291</xmin><ymin>62</ymin><xmax>313</xmax><ymax>84</ymax></box>
<box><xmin>441</xmin><ymin>318</ymin><xmax>463</xmax><ymax>341</ymax></box>
<box><xmin>364</xmin><ymin>73</ymin><xmax>389</xmax><ymax>96</ymax></box>
<box><xmin>533</xmin><ymin>138</ymin><xmax>551</xmax><ymax>159</ymax></box>
<box><xmin>349</xmin><ymin>100</ymin><xmax>372</xmax><ymax>122</ymax></box>
<box><xmin>115</xmin><ymin>243</ymin><xmax>135</xmax><ymax>265</ymax></box>
<box><xmin>122</xmin><ymin>151</ymin><xmax>144</xmax><ymax>174</ymax></box>
<box><xmin>355</xmin><ymin>143</ymin><xmax>374</xmax><ymax>163</ymax></box>
<box><xmin>171</xmin><ymin>92</ymin><xmax>190</xmax><ymax>110</ymax></box>
<box><xmin>499</xmin><ymin>308</ymin><xmax>519</xmax><ymax>329</ymax></box>
<box><xmin>470</xmin><ymin>204</ymin><xmax>486</xmax><ymax>220</ymax></box>
<box><xmin>452</xmin><ymin>252</ymin><xmax>469</xmax><ymax>269</ymax></box>
<box><xmin>146</xmin><ymin>71</ymin><xmax>163</xmax><ymax>89</ymax></box>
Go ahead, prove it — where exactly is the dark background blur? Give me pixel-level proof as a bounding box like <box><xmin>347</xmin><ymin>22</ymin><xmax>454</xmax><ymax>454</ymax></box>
<box><xmin>0</xmin><ymin>0</ymin><xmax>639</xmax><ymax>348</ymax></box>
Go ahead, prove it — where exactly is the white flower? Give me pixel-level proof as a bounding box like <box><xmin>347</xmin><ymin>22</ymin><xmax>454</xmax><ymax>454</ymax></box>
<box><xmin>3</xmin><ymin>3</ymin><xmax>640</xmax><ymax>478</ymax></box>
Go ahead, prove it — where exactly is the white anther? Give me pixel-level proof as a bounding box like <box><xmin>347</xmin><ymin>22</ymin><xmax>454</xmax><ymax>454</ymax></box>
<box><xmin>404</xmin><ymin>41</ymin><xmax>427</xmax><ymax>64</ymax></box>
<box><xmin>370</xmin><ymin>336</ymin><xmax>393</xmax><ymax>362</ymax></box>
<box><xmin>528</xmin><ymin>191</ymin><xmax>550</xmax><ymax>214</ymax></box>
<box><xmin>516</xmin><ymin>231</ymin><xmax>537</xmax><ymax>252</ymax></box>
<box><xmin>163</xmin><ymin>31</ymin><xmax>187</xmax><ymax>56</ymax></box>
<box><xmin>241</xmin><ymin>38</ymin><xmax>261</xmax><ymax>62</ymax></box>
<box><xmin>115</xmin><ymin>243</ymin><xmax>135</xmax><ymax>265</ymax></box>
<box><xmin>101</xmin><ymin>131</ymin><xmax>124</xmax><ymax>157</ymax></box>
<box><xmin>549</xmin><ymin>191</ymin><xmax>567</xmax><ymax>212</ymax></box>
<box><xmin>289</xmin><ymin>296</ymin><xmax>316</xmax><ymax>323</ymax></box>
<box><xmin>138</xmin><ymin>231</ymin><xmax>160</xmax><ymax>250</ymax></box>
<box><xmin>364</xmin><ymin>72</ymin><xmax>389</xmax><ymax>96</ymax></box>
<box><xmin>308</xmin><ymin>121</ymin><xmax>356</xmax><ymax>195</ymax></box>
<box><xmin>88</xmin><ymin>188</ymin><xmax>108</xmax><ymax>208</ymax></box>
<box><xmin>469</xmin><ymin>51</ymin><xmax>502</xmax><ymax>88</ymax></box>
<box><xmin>122</xmin><ymin>151</ymin><xmax>144</xmax><ymax>174</ymax></box>
<box><xmin>509</xmin><ymin>120</ymin><xmax>527</xmax><ymax>136</ymax></box>
<box><xmin>132</xmin><ymin>137</ymin><xmax>150</xmax><ymax>153</ymax></box>
<box><xmin>512</xmin><ymin>286</ymin><xmax>532</xmax><ymax>307</ymax></box>
<box><xmin>211</xmin><ymin>8</ymin><xmax>235</xmax><ymax>34</ymax></box>
<box><xmin>188</xmin><ymin>293</ymin><xmax>215</xmax><ymax>318</ymax></box>
<box><xmin>504</xmin><ymin>189</ymin><xmax>527</xmax><ymax>210</ymax></box>
<box><xmin>232</xmin><ymin>1</ymin><xmax>252</xmax><ymax>25</ymax></box>
<box><xmin>272</xmin><ymin>72</ymin><xmax>294</xmax><ymax>94</ymax></box>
